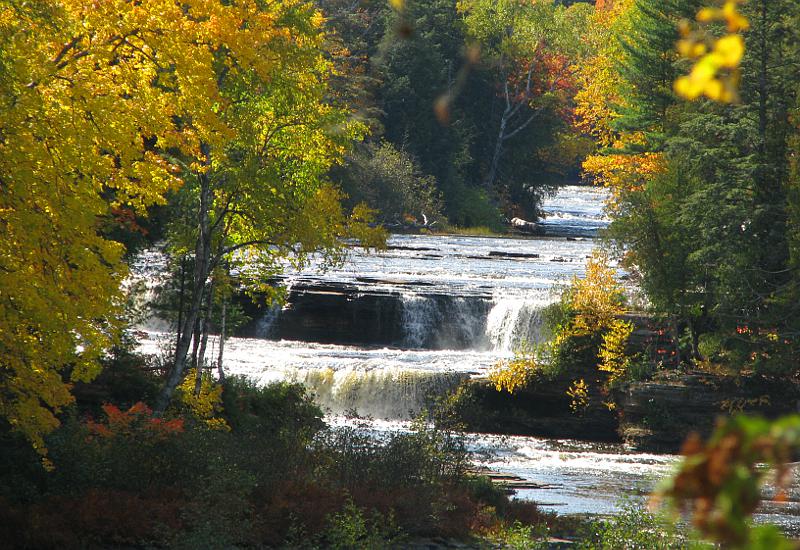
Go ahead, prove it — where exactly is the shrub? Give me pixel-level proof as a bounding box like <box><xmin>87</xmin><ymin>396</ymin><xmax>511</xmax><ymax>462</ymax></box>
<box><xmin>446</xmin><ymin>184</ymin><xmax>505</xmax><ymax>231</ymax></box>
<box><xmin>1</xmin><ymin>374</ymin><xmax>544</xmax><ymax>548</ymax></box>
<box><xmin>576</xmin><ymin>504</ymin><xmax>692</xmax><ymax>550</ymax></box>
<box><xmin>489</xmin><ymin>253</ymin><xmax>634</xmax><ymax>412</ymax></box>
<box><xmin>487</xmin><ymin>520</ymin><xmax>550</xmax><ymax>550</ymax></box>
<box><xmin>335</xmin><ymin>141</ymin><xmax>444</xmax><ymax>225</ymax></box>
<box><xmin>322</xmin><ymin>500</ymin><xmax>405</xmax><ymax>549</ymax></box>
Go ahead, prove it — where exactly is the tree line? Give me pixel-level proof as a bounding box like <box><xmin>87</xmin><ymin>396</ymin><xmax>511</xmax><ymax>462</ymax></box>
<box><xmin>579</xmin><ymin>0</ymin><xmax>800</xmax><ymax>375</ymax></box>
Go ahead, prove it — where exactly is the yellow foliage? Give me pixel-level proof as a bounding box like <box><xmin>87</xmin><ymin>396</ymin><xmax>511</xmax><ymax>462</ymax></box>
<box><xmin>675</xmin><ymin>1</ymin><xmax>748</xmax><ymax>103</ymax></box>
<box><xmin>1</xmin><ymin>0</ymin><xmax>332</xmax><ymax>451</ymax></box>
<box><xmin>489</xmin><ymin>348</ymin><xmax>538</xmax><ymax>394</ymax></box>
<box><xmin>598</xmin><ymin>318</ymin><xmax>634</xmax><ymax>383</ymax></box>
<box><xmin>566</xmin><ymin>379</ymin><xmax>589</xmax><ymax>413</ymax></box>
<box><xmin>176</xmin><ymin>369</ymin><xmax>229</xmax><ymax>431</ymax></box>
<box><xmin>573</xmin><ymin>0</ymin><xmax>634</xmax><ymax>148</ymax></box>
<box><xmin>582</xmin><ymin>151</ymin><xmax>666</xmax><ymax>213</ymax></box>
<box><xmin>490</xmin><ymin>253</ymin><xmax>633</xmax><ymax>397</ymax></box>
<box><xmin>565</xmin><ymin>251</ymin><xmax>627</xmax><ymax>336</ymax></box>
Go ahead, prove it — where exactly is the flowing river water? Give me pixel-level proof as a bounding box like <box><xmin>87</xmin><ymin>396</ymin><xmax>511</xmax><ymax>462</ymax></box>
<box><xmin>135</xmin><ymin>185</ymin><xmax>800</xmax><ymax>532</ymax></box>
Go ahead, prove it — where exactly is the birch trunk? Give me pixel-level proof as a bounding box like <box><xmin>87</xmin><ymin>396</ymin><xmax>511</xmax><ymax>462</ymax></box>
<box><xmin>155</xmin><ymin>144</ymin><xmax>213</xmax><ymax>413</ymax></box>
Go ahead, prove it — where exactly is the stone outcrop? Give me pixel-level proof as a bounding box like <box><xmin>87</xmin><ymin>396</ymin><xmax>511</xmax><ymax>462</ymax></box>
<box><xmin>615</xmin><ymin>371</ymin><xmax>800</xmax><ymax>452</ymax></box>
<box><xmin>445</xmin><ymin>372</ymin><xmax>620</xmax><ymax>443</ymax></box>
<box><xmin>444</xmin><ymin>368</ymin><xmax>800</xmax><ymax>452</ymax></box>
<box><xmin>237</xmin><ymin>280</ymin><xmax>492</xmax><ymax>349</ymax></box>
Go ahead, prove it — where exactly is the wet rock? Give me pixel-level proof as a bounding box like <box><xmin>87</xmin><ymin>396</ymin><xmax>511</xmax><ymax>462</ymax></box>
<box><xmin>450</xmin><ymin>373</ymin><xmax>620</xmax><ymax>443</ymax></box>
<box><xmin>488</xmin><ymin>251</ymin><xmax>540</xmax><ymax>260</ymax></box>
<box><xmin>238</xmin><ymin>280</ymin><xmax>491</xmax><ymax>349</ymax></box>
<box><xmin>510</xmin><ymin>217</ymin><xmax>540</xmax><ymax>234</ymax></box>
<box><xmin>615</xmin><ymin>371</ymin><xmax>800</xmax><ymax>453</ymax></box>
<box><xmin>386</xmin><ymin>245</ymin><xmax>437</xmax><ymax>252</ymax></box>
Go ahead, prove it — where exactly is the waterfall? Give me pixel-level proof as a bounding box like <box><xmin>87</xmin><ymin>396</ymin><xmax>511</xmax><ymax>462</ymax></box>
<box><xmin>297</xmin><ymin>367</ymin><xmax>469</xmax><ymax>419</ymax></box>
<box><xmin>400</xmin><ymin>293</ymin><xmax>491</xmax><ymax>349</ymax></box>
<box><xmin>485</xmin><ymin>294</ymin><xmax>550</xmax><ymax>352</ymax></box>
<box><xmin>400</xmin><ymin>291</ymin><xmax>548</xmax><ymax>352</ymax></box>
<box><xmin>438</xmin><ymin>297</ymin><xmax>489</xmax><ymax>349</ymax></box>
<box><xmin>255</xmin><ymin>304</ymin><xmax>281</xmax><ymax>338</ymax></box>
<box><xmin>400</xmin><ymin>293</ymin><xmax>440</xmax><ymax>348</ymax></box>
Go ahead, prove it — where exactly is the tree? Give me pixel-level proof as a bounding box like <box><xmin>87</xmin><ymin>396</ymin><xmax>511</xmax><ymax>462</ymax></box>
<box><xmin>335</xmin><ymin>141</ymin><xmax>443</xmax><ymax>224</ymax></box>
<box><xmin>459</xmin><ymin>0</ymin><xmax>592</xmax><ymax>193</ymax></box>
<box><xmin>153</xmin><ymin>0</ymin><xmax>383</xmax><ymax>412</ymax></box>
<box><xmin>0</xmin><ymin>0</ymin><xmax>380</xmax><ymax>451</ymax></box>
<box><xmin>0</xmin><ymin>0</ymin><xmax>205</xmax><ymax>453</ymax></box>
<box><xmin>376</xmin><ymin>0</ymin><xmax>484</xmax><ymax>221</ymax></box>
<box><xmin>581</xmin><ymin>0</ymin><xmax>800</xmax><ymax>371</ymax></box>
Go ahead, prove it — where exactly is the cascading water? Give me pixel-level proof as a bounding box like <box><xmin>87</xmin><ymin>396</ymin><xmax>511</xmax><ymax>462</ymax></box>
<box><xmin>255</xmin><ymin>305</ymin><xmax>281</xmax><ymax>339</ymax></box>
<box><xmin>139</xmin><ymin>186</ymin><xmax>712</xmax><ymax>519</ymax></box>
<box><xmin>485</xmin><ymin>294</ymin><xmax>550</xmax><ymax>353</ymax></box>
<box><xmin>299</xmin><ymin>367</ymin><xmax>470</xmax><ymax>419</ymax></box>
<box><xmin>400</xmin><ymin>293</ymin><xmax>440</xmax><ymax>348</ymax></box>
<box><xmin>400</xmin><ymin>293</ymin><xmax>492</xmax><ymax>350</ymax></box>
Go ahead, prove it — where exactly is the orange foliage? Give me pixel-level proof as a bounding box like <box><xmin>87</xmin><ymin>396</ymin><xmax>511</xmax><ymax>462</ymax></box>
<box><xmin>582</xmin><ymin>151</ymin><xmax>666</xmax><ymax>211</ymax></box>
<box><xmin>86</xmin><ymin>402</ymin><xmax>184</xmax><ymax>441</ymax></box>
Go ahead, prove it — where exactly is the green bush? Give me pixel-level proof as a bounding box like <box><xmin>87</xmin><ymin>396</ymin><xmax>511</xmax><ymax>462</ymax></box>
<box><xmin>489</xmin><ymin>520</ymin><xmax>550</xmax><ymax>550</ymax></box>
<box><xmin>335</xmin><ymin>141</ymin><xmax>444</xmax><ymax>225</ymax></box>
<box><xmin>0</xmin><ymin>368</ymin><xmax>541</xmax><ymax>548</ymax></box>
<box><xmin>577</xmin><ymin>504</ymin><xmax>695</xmax><ymax>550</ymax></box>
<box><xmin>446</xmin><ymin>184</ymin><xmax>505</xmax><ymax>231</ymax></box>
<box><xmin>322</xmin><ymin>500</ymin><xmax>405</xmax><ymax>549</ymax></box>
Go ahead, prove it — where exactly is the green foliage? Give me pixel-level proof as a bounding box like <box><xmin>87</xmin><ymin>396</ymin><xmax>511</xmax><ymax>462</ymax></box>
<box><xmin>335</xmin><ymin>141</ymin><xmax>444</xmax><ymax>224</ymax></box>
<box><xmin>577</xmin><ymin>503</ymin><xmax>695</xmax><ymax>550</ymax></box>
<box><xmin>321</xmin><ymin>0</ymin><xmax>588</xmax><ymax>227</ymax></box>
<box><xmin>322</xmin><ymin>501</ymin><xmax>405</xmax><ymax>549</ymax></box>
<box><xmin>592</xmin><ymin>0</ymin><xmax>800</xmax><ymax>376</ymax></box>
<box><xmin>487</xmin><ymin>520</ymin><xmax>550</xmax><ymax>550</ymax></box>
<box><xmin>445</xmin><ymin>184</ymin><xmax>505</xmax><ymax>230</ymax></box>
<box><xmin>614</xmin><ymin>0</ymin><xmax>701</xmax><ymax>149</ymax></box>
<box><xmin>0</xmin><ymin>368</ymin><xmax>541</xmax><ymax>548</ymax></box>
<box><xmin>490</xmin><ymin>254</ymin><xmax>634</xmax><ymax>409</ymax></box>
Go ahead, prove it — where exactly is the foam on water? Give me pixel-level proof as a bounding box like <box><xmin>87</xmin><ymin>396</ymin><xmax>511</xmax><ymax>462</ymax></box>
<box><xmin>400</xmin><ymin>293</ymin><xmax>440</xmax><ymax>348</ymax></box>
<box><xmin>485</xmin><ymin>293</ymin><xmax>551</xmax><ymax>352</ymax></box>
<box><xmin>138</xmin><ymin>331</ymin><xmax>494</xmax><ymax>419</ymax></box>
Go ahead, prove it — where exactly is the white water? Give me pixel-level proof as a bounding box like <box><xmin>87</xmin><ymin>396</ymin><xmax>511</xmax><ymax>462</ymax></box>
<box><xmin>132</xmin><ymin>186</ymin><xmax>800</xmax><ymax>528</ymax></box>
<box><xmin>485</xmin><ymin>293</ymin><xmax>551</xmax><ymax>352</ymax></box>
<box><xmin>400</xmin><ymin>293</ymin><xmax>441</xmax><ymax>349</ymax></box>
<box><xmin>131</xmin><ymin>186</ymin><xmax>677</xmax><ymax>517</ymax></box>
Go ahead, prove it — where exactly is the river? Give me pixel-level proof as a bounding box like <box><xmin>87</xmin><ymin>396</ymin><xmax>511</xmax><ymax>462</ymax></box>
<box><xmin>135</xmin><ymin>185</ymin><xmax>800</xmax><ymax>532</ymax></box>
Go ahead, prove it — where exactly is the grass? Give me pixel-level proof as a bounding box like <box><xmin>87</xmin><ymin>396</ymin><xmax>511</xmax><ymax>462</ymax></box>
<box><xmin>431</xmin><ymin>224</ymin><xmax>506</xmax><ymax>237</ymax></box>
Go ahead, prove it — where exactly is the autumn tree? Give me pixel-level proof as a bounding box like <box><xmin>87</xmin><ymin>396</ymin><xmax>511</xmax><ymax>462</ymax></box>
<box><xmin>459</xmin><ymin>0</ymin><xmax>592</xmax><ymax>195</ymax></box>
<box><xmin>0</xmin><ymin>0</ymin><xmax>379</xmax><ymax>450</ymax></box>
<box><xmin>0</xmin><ymin>0</ymin><xmax>198</xmax><ymax>453</ymax></box>
<box><xmin>152</xmin><ymin>0</ymin><xmax>382</xmax><ymax>411</ymax></box>
<box><xmin>580</xmin><ymin>0</ymin><xmax>800</xmax><ymax>371</ymax></box>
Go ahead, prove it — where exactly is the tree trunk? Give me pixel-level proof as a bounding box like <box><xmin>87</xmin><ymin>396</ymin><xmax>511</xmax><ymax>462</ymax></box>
<box><xmin>217</xmin><ymin>297</ymin><xmax>227</xmax><ymax>382</ymax></box>
<box><xmin>155</xmin><ymin>144</ymin><xmax>213</xmax><ymax>413</ymax></box>
<box><xmin>174</xmin><ymin>256</ymin><xmax>186</xmax><ymax>363</ymax></box>
<box><xmin>757</xmin><ymin>0</ymin><xmax>768</xmax><ymax>159</ymax></box>
<box><xmin>484</xmin><ymin>110</ymin><xmax>508</xmax><ymax>191</ymax></box>
<box><xmin>195</xmin><ymin>279</ymin><xmax>215</xmax><ymax>396</ymax></box>
<box><xmin>190</xmin><ymin>316</ymin><xmax>202</xmax><ymax>371</ymax></box>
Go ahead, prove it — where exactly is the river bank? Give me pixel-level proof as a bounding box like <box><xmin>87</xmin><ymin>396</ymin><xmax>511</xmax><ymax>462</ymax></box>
<box><xmin>434</xmin><ymin>369</ymin><xmax>800</xmax><ymax>453</ymax></box>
